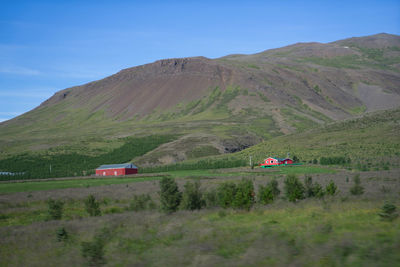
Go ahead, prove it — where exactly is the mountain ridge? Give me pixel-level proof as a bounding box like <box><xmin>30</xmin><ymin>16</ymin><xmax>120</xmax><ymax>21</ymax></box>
<box><xmin>1</xmin><ymin>33</ymin><xmax>400</xmax><ymax>165</ymax></box>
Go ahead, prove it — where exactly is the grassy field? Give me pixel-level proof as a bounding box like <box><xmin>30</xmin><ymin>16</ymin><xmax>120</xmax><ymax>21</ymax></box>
<box><xmin>0</xmin><ymin>167</ymin><xmax>399</xmax><ymax>266</ymax></box>
<box><xmin>0</xmin><ymin>176</ymin><xmax>164</xmax><ymax>194</ymax></box>
<box><xmin>1</xmin><ymin>199</ymin><xmax>399</xmax><ymax>266</ymax></box>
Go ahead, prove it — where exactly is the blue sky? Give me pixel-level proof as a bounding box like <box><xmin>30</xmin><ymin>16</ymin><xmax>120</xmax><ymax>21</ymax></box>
<box><xmin>1</xmin><ymin>0</ymin><xmax>399</xmax><ymax>122</ymax></box>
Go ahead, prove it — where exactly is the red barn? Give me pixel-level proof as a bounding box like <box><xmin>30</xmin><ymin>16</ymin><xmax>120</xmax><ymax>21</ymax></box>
<box><xmin>95</xmin><ymin>163</ymin><xmax>138</xmax><ymax>176</ymax></box>
<box><xmin>260</xmin><ymin>157</ymin><xmax>293</xmax><ymax>168</ymax></box>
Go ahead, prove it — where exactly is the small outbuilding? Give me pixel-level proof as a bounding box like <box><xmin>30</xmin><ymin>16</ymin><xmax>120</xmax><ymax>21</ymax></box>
<box><xmin>260</xmin><ymin>157</ymin><xmax>293</xmax><ymax>168</ymax></box>
<box><xmin>96</xmin><ymin>163</ymin><xmax>138</xmax><ymax>176</ymax></box>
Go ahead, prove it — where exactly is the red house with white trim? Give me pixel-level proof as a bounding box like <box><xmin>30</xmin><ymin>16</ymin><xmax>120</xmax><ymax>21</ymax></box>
<box><xmin>95</xmin><ymin>163</ymin><xmax>138</xmax><ymax>176</ymax></box>
<box><xmin>260</xmin><ymin>157</ymin><xmax>293</xmax><ymax>168</ymax></box>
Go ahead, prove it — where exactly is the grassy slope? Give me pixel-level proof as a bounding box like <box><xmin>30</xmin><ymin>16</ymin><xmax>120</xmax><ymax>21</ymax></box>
<box><xmin>0</xmin><ymin>86</ymin><xmax>285</xmax><ymax>160</ymax></box>
<box><xmin>137</xmin><ymin>108</ymin><xmax>400</xmax><ymax>173</ymax></box>
<box><xmin>232</xmin><ymin>108</ymin><xmax>400</xmax><ymax>168</ymax></box>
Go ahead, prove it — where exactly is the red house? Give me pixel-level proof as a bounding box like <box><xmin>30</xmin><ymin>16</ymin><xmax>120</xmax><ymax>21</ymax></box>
<box><xmin>95</xmin><ymin>163</ymin><xmax>138</xmax><ymax>176</ymax></box>
<box><xmin>260</xmin><ymin>157</ymin><xmax>293</xmax><ymax>168</ymax></box>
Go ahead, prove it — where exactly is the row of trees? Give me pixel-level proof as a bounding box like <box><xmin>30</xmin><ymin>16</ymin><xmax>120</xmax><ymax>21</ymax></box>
<box><xmin>158</xmin><ymin>174</ymin><xmax>339</xmax><ymax>213</ymax></box>
<box><xmin>319</xmin><ymin>156</ymin><xmax>351</xmax><ymax>165</ymax></box>
<box><xmin>141</xmin><ymin>158</ymin><xmax>248</xmax><ymax>173</ymax></box>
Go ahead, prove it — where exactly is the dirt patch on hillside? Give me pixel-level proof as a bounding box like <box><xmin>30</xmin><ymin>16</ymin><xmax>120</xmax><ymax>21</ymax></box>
<box><xmin>356</xmin><ymin>83</ymin><xmax>400</xmax><ymax>111</ymax></box>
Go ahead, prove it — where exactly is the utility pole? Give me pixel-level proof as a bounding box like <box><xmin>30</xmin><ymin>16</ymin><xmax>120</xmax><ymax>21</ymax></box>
<box><xmin>50</xmin><ymin>164</ymin><xmax>52</xmax><ymax>173</ymax></box>
<box><xmin>249</xmin><ymin>155</ymin><xmax>252</xmax><ymax>168</ymax></box>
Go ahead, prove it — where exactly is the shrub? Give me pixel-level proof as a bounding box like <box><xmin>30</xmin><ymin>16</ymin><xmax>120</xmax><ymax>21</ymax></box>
<box><xmin>203</xmin><ymin>188</ymin><xmax>218</xmax><ymax>208</ymax></box>
<box><xmin>233</xmin><ymin>178</ymin><xmax>255</xmax><ymax>210</ymax></box>
<box><xmin>325</xmin><ymin>180</ymin><xmax>338</xmax><ymax>196</ymax></box>
<box><xmin>129</xmin><ymin>194</ymin><xmax>155</xmax><ymax>211</ymax></box>
<box><xmin>81</xmin><ymin>228</ymin><xmax>112</xmax><ymax>266</ymax></box>
<box><xmin>84</xmin><ymin>195</ymin><xmax>101</xmax><ymax>216</ymax></box>
<box><xmin>47</xmin><ymin>199</ymin><xmax>64</xmax><ymax>220</ymax></box>
<box><xmin>304</xmin><ymin>176</ymin><xmax>325</xmax><ymax>198</ymax></box>
<box><xmin>313</xmin><ymin>183</ymin><xmax>325</xmax><ymax>198</ymax></box>
<box><xmin>304</xmin><ymin>176</ymin><xmax>314</xmax><ymax>197</ymax></box>
<box><xmin>284</xmin><ymin>174</ymin><xmax>305</xmax><ymax>202</ymax></box>
<box><xmin>258</xmin><ymin>179</ymin><xmax>280</xmax><ymax>204</ymax></box>
<box><xmin>159</xmin><ymin>177</ymin><xmax>182</xmax><ymax>213</ymax></box>
<box><xmin>217</xmin><ymin>182</ymin><xmax>237</xmax><ymax>208</ymax></box>
<box><xmin>181</xmin><ymin>180</ymin><xmax>204</xmax><ymax>210</ymax></box>
<box><xmin>349</xmin><ymin>174</ymin><xmax>364</xmax><ymax>195</ymax></box>
<box><xmin>293</xmin><ymin>155</ymin><xmax>300</xmax><ymax>163</ymax></box>
<box><xmin>313</xmin><ymin>158</ymin><xmax>318</xmax><ymax>164</ymax></box>
<box><xmin>81</xmin><ymin>236</ymin><xmax>106</xmax><ymax>266</ymax></box>
<box><xmin>378</xmin><ymin>202</ymin><xmax>398</xmax><ymax>221</ymax></box>
<box><xmin>56</xmin><ymin>227</ymin><xmax>68</xmax><ymax>242</ymax></box>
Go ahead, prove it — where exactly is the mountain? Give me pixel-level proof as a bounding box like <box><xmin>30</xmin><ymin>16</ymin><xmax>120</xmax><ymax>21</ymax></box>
<box><xmin>1</xmin><ymin>33</ymin><xmax>400</xmax><ymax>166</ymax></box>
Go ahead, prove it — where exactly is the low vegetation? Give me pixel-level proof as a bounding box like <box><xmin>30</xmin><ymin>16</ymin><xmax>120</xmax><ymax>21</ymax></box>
<box><xmin>84</xmin><ymin>195</ymin><xmax>101</xmax><ymax>216</ymax></box>
<box><xmin>350</xmin><ymin>174</ymin><xmax>364</xmax><ymax>195</ymax></box>
<box><xmin>0</xmin><ymin>167</ymin><xmax>399</xmax><ymax>266</ymax></box>
<box><xmin>47</xmin><ymin>199</ymin><xmax>64</xmax><ymax>220</ymax></box>
<box><xmin>159</xmin><ymin>176</ymin><xmax>182</xmax><ymax>213</ymax></box>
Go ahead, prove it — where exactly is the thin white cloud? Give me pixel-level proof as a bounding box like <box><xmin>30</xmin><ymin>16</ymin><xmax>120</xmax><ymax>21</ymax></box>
<box><xmin>0</xmin><ymin>66</ymin><xmax>41</xmax><ymax>76</ymax></box>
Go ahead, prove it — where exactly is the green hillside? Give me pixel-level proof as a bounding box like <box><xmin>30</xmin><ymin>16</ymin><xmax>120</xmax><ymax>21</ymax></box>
<box><xmin>151</xmin><ymin>108</ymin><xmax>400</xmax><ymax>172</ymax></box>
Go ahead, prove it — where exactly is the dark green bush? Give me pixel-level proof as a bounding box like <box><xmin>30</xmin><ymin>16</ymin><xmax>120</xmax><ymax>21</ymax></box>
<box><xmin>203</xmin><ymin>188</ymin><xmax>218</xmax><ymax>208</ymax></box>
<box><xmin>284</xmin><ymin>174</ymin><xmax>305</xmax><ymax>202</ymax></box>
<box><xmin>81</xmin><ymin>228</ymin><xmax>112</xmax><ymax>266</ymax></box>
<box><xmin>325</xmin><ymin>180</ymin><xmax>338</xmax><ymax>196</ymax></box>
<box><xmin>233</xmin><ymin>178</ymin><xmax>255</xmax><ymax>210</ymax></box>
<box><xmin>47</xmin><ymin>199</ymin><xmax>64</xmax><ymax>220</ymax></box>
<box><xmin>304</xmin><ymin>176</ymin><xmax>325</xmax><ymax>198</ymax></box>
<box><xmin>129</xmin><ymin>194</ymin><xmax>155</xmax><ymax>211</ymax></box>
<box><xmin>159</xmin><ymin>177</ymin><xmax>182</xmax><ymax>213</ymax></box>
<box><xmin>56</xmin><ymin>227</ymin><xmax>68</xmax><ymax>242</ymax></box>
<box><xmin>378</xmin><ymin>202</ymin><xmax>398</xmax><ymax>221</ymax></box>
<box><xmin>84</xmin><ymin>195</ymin><xmax>101</xmax><ymax>216</ymax></box>
<box><xmin>217</xmin><ymin>182</ymin><xmax>237</xmax><ymax>208</ymax></box>
<box><xmin>181</xmin><ymin>180</ymin><xmax>204</xmax><ymax>210</ymax></box>
<box><xmin>350</xmin><ymin>174</ymin><xmax>364</xmax><ymax>195</ymax></box>
<box><xmin>81</xmin><ymin>236</ymin><xmax>106</xmax><ymax>265</ymax></box>
<box><xmin>258</xmin><ymin>179</ymin><xmax>280</xmax><ymax>204</ymax></box>
<box><xmin>313</xmin><ymin>183</ymin><xmax>325</xmax><ymax>198</ymax></box>
<box><xmin>304</xmin><ymin>176</ymin><xmax>314</xmax><ymax>197</ymax></box>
